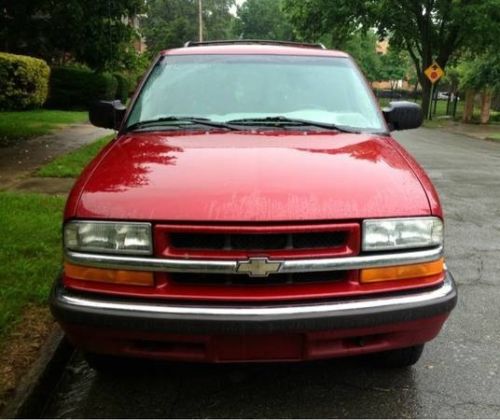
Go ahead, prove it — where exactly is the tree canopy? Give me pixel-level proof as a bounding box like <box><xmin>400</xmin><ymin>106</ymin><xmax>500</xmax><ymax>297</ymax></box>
<box><xmin>141</xmin><ymin>0</ymin><xmax>236</xmax><ymax>55</ymax></box>
<box><xmin>283</xmin><ymin>0</ymin><xmax>500</xmax><ymax>115</ymax></box>
<box><xmin>341</xmin><ymin>31</ymin><xmax>408</xmax><ymax>85</ymax></box>
<box><xmin>0</xmin><ymin>0</ymin><xmax>145</xmax><ymax>71</ymax></box>
<box><xmin>233</xmin><ymin>0</ymin><xmax>293</xmax><ymax>40</ymax></box>
<box><xmin>458</xmin><ymin>53</ymin><xmax>500</xmax><ymax>93</ymax></box>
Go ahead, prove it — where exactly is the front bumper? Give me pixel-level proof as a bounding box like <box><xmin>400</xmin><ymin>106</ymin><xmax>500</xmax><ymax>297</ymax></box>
<box><xmin>51</xmin><ymin>271</ymin><xmax>457</xmax><ymax>335</ymax></box>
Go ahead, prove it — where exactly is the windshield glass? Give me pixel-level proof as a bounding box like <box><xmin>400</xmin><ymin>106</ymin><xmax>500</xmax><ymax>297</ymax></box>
<box><xmin>127</xmin><ymin>54</ymin><xmax>385</xmax><ymax>132</ymax></box>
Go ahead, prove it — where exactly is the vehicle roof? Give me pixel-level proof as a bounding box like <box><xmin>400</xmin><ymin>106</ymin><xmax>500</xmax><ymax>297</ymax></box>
<box><xmin>161</xmin><ymin>44</ymin><xmax>350</xmax><ymax>58</ymax></box>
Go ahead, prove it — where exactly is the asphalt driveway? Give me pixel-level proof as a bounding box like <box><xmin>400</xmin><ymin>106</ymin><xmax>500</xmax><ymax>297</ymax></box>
<box><xmin>43</xmin><ymin>128</ymin><xmax>500</xmax><ymax>418</ymax></box>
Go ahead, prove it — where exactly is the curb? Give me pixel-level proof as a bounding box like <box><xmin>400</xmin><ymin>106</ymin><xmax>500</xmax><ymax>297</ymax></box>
<box><xmin>1</xmin><ymin>327</ymin><xmax>74</xmax><ymax>419</ymax></box>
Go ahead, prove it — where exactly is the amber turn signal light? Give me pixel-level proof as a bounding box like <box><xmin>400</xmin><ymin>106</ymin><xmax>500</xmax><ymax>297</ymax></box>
<box><xmin>360</xmin><ymin>258</ymin><xmax>444</xmax><ymax>283</ymax></box>
<box><xmin>64</xmin><ymin>262</ymin><xmax>154</xmax><ymax>287</ymax></box>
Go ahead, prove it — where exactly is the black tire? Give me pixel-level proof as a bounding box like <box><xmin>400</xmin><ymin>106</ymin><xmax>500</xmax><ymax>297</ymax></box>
<box><xmin>368</xmin><ymin>344</ymin><xmax>425</xmax><ymax>368</ymax></box>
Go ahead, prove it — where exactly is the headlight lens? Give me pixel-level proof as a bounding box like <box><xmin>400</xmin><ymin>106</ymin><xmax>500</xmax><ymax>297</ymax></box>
<box><xmin>64</xmin><ymin>221</ymin><xmax>152</xmax><ymax>255</ymax></box>
<box><xmin>362</xmin><ymin>217</ymin><xmax>443</xmax><ymax>251</ymax></box>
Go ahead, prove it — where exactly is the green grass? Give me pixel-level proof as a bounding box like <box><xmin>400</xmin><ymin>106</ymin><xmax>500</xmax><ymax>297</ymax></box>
<box><xmin>37</xmin><ymin>134</ymin><xmax>114</xmax><ymax>178</ymax></box>
<box><xmin>0</xmin><ymin>109</ymin><xmax>87</xmax><ymax>142</ymax></box>
<box><xmin>0</xmin><ymin>192</ymin><xmax>65</xmax><ymax>340</ymax></box>
<box><xmin>487</xmin><ymin>133</ymin><xmax>500</xmax><ymax>141</ymax></box>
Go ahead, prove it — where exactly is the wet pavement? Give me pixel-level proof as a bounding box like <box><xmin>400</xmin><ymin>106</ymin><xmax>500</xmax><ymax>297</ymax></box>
<box><xmin>42</xmin><ymin>128</ymin><xmax>500</xmax><ymax>418</ymax></box>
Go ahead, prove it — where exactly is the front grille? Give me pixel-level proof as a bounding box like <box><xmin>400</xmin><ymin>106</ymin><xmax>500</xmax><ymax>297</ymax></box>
<box><xmin>156</xmin><ymin>223</ymin><xmax>359</xmax><ymax>294</ymax></box>
<box><xmin>169</xmin><ymin>270</ymin><xmax>347</xmax><ymax>285</ymax></box>
<box><xmin>169</xmin><ymin>231</ymin><xmax>347</xmax><ymax>251</ymax></box>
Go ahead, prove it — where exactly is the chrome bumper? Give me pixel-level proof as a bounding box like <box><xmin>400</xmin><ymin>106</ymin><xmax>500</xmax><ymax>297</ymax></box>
<box><xmin>51</xmin><ymin>271</ymin><xmax>457</xmax><ymax>334</ymax></box>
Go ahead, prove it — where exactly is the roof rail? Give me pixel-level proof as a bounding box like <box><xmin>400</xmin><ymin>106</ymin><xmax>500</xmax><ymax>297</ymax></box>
<box><xmin>183</xmin><ymin>39</ymin><xmax>326</xmax><ymax>50</ymax></box>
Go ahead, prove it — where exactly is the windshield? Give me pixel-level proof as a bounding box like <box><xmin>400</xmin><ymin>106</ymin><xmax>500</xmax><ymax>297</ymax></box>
<box><xmin>127</xmin><ymin>54</ymin><xmax>386</xmax><ymax>132</ymax></box>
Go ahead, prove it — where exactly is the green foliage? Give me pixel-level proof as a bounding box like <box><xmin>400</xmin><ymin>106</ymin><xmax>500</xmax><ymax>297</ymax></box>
<box><xmin>379</xmin><ymin>49</ymin><xmax>407</xmax><ymax>84</ymax></box>
<box><xmin>0</xmin><ymin>52</ymin><xmax>50</xmax><ymax>110</ymax></box>
<box><xmin>0</xmin><ymin>110</ymin><xmax>87</xmax><ymax>142</ymax></box>
<box><xmin>0</xmin><ymin>0</ymin><xmax>145</xmax><ymax>71</ymax></box>
<box><xmin>141</xmin><ymin>0</ymin><xmax>236</xmax><ymax>55</ymax></box>
<box><xmin>120</xmin><ymin>53</ymin><xmax>150</xmax><ymax>92</ymax></box>
<box><xmin>342</xmin><ymin>32</ymin><xmax>409</xmax><ymax>85</ymax></box>
<box><xmin>46</xmin><ymin>67</ymin><xmax>118</xmax><ymax>110</ymax></box>
<box><xmin>458</xmin><ymin>54</ymin><xmax>500</xmax><ymax>92</ymax></box>
<box><xmin>37</xmin><ymin>134</ymin><xmax>113</xmax><ymax>178</ymax></box>
<box><xmin>113</xmin><ymin>73</ymin><xmax>131</xmax><ymax>103</ymax></box>
<box><xmin>0</xmin><ymin>191</ymin><xmax>65</xmax><ymax>339</ymax></box>
<box><xmin>343</xmin><ymin>32</ymin><xmax>382</xmax><ymax>82</ymax></box>
<box><xmin>283</xmin><ymin>0</ymin><xmax>367</xmax><ymax>47</ymax></box>
<box><xmin>283</xmin><ymin>0</ymin><xmax>500</xmax><ymax>115</ymax></box>
<box><xmin>234</xmin><ymin>0</ymin><xmax>293</xmax><ymax>40</ymax></box>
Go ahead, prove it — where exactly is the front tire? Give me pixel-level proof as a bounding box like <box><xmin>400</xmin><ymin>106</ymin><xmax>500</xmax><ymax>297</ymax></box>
<box><xmin>368</xmin><ymin>344</ymin><xmax>425</xmax><ymax>368</ymax></box>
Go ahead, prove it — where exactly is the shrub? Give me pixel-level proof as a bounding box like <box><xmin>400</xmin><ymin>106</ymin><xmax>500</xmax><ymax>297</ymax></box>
<box><xmin>0</xmin><ymin>52</ymin><xmax>50</xmax><ymax>110</ymax></box>
<box><xmin>46</xmin><ymin>67</ymin><xmax>118</xmax><ymax>110</ymax></box>
<box><xmin>113</xmin><ymin>73</ymin><xmax>130</xmax><ymax>103</ymax></box>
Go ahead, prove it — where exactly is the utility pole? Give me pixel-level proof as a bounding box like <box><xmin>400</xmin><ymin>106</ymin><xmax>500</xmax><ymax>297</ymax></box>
<box><xmin>198</xmin><ymin>0</ymin><xmax>203</xmax><ymax>42</ymax></box>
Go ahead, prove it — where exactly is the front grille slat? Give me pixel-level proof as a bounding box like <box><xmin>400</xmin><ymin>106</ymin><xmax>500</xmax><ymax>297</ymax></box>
<box><xmin>169</xmin><ymin>270</ymin><xmax>347</xmax><ymax>285</ymax></box>
<box><xmin>170</xmin><ymin>231</ymin><xmax>347</xmax><ymax>251</ymax></box>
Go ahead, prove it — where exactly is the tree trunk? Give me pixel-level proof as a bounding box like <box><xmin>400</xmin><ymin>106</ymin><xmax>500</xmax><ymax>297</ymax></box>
<box><xmin>413</xmin><ymin>80</ymin><xmax>419</xmax><ymax>99</ymax></box>
<box><xmin>421</xmin><ymin>77</ymin><xmax>432</xmax><ymax>119</ymax></box>
<box><xmin>480</xmin><ymin>89</ymin><xmax>492</xmax><ymax>124</ymax></box>
<box><xmin>463</xmin><ymin>89</ymin><xmax>475</xmax><ymax>123</ymax></box>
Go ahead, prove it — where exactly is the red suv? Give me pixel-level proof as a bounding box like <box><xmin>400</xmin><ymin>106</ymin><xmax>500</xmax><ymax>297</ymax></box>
<box><xmin>51</xmin><ymin>40</ymin><xmax>457</xmax><ymax>369</ymax></box>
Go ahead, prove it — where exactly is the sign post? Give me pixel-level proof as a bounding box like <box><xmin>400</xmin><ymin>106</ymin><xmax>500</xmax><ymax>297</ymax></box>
<box><xmin>424</xmin><ymin>62</ymin><xmax>445</xmax><ymax>120</ymax></box>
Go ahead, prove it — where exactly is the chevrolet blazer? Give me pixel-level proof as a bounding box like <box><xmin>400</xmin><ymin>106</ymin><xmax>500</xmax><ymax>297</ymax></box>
<box><xmin>51</xmin><ymin>40</ymin><xmax>457</xmax><ymax>369</ymax></box>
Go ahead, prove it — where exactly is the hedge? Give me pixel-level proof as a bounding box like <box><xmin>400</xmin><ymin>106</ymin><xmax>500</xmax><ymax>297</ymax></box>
<box><xmin>113</xmin><ymin>73</ymin><xmax>130</xmax><ymax>103</ymax></box>
<box><xmin>0</xmin><ymin>52</ymin><xmax>50</xmax><ymax>110</ymax></box>
<box><xmin>46</xmin><ymin>67</ymin><xmax>118</xmax><ymax>110</ymax></box>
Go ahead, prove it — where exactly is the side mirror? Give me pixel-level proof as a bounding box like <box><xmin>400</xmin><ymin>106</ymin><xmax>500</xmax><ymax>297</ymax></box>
<box><xmin>382</xmin><ymin>101</ymin><xmax>423</xmax><ymax>131</ymax></box>
<box><xmin>89</xmin><ymin>100</ymin><xmax>126</xmax><ymax>130</ymax></box>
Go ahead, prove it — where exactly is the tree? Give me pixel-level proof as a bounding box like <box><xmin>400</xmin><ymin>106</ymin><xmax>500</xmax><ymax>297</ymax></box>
<box><xmin>458</xmin><ymin>53</ymin><xmax>500</xmax><ymax>124</ymax></box>
<box><xmin>233</xmin><ymin>0</ymin><xmax>293</xmax><ymax>40</ymax></box>
<box><xmin>343</xmin><ymin>31</ymin><xmax>383</xmax><ymax>83</ymax></box>
<box><xmin>379</xmin><ymin>48</ymin><xmax>408</xmax><ymax>90</ymax></box>
<box><xmin>0</xmin><ymin>0</ymin><xmax>145</xmax><ymax>71</ymax></box>
<box><xmin>283</xmin><ymin>0</ymin><xmax>500</xmax><ymax>116</ymax></box>
<box><xmin>141</xmin><ymin>0</ymin><xmax>236</xmax><ymax>56</ymax></box>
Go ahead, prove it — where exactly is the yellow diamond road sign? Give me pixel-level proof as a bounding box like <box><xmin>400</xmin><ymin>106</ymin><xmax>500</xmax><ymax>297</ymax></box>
<box><xmin>425</xmin><ymin>62</ymin><xmax>445</xmax><ymax>84</ymax></box>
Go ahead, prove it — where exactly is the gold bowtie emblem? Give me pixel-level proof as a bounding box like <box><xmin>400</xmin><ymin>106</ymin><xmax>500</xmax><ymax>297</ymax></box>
<box><xmin>236</xmin><ymin>258</ymin><xmax>283</xmax><ymax>277</ymax></box>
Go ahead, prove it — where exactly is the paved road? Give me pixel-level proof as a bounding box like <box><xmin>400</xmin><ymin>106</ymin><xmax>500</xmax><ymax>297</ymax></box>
<box><xmin>43</xmin><ymin>128</ymin><xmax>500</xmax><ymax>418</ymax></box>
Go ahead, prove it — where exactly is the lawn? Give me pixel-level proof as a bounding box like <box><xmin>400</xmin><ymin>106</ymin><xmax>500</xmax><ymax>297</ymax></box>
<box><xmin>0</xmin><ymin>109</ymin><xmax>87</xmax><ymax>142</ymax></box>
<box><xmin>37</xmin><ymin>134</ymin><xmax>114</xmax><ymax>178</ymax></box>
<box><xmin>0</xmin><ymin>192</ymin><xmax>65</xmax><ymax>341</ymax></box>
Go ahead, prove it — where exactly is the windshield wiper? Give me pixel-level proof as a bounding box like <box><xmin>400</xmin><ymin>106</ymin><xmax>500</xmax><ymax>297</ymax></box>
<box><xmin>127</xmin><ymin>116</ymin><xmax>240</xmax><ymax>132</ymax></box>
<box><xmin>225</xmin><ymin>116</ymin><xmax>360</xmax><ymax>133</ymax></box>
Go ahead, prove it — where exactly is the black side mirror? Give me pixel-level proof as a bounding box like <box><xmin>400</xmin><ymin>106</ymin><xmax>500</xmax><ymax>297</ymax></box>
<box><xmin>383</xmin><ymin>101</ymin><xmax>423</xmax><ymax>131</ymax></box>
<box><xmin>89</xmin><ymin>100</ymin><xmax>126</xmax><ymax>130</ymax></box>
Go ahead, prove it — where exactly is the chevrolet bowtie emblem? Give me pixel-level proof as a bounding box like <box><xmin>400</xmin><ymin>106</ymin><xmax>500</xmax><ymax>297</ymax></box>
<box><xmin>236</xmin><ymin>258</ymin><xmax>283</xmax><ymax>277</ymax></box>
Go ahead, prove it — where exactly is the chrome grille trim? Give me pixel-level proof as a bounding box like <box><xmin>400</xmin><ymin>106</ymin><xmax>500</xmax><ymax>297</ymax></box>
<box><xmin>65</xmin><ymin>246</ymin><xmax>443</xmax><ymax>275</ymax></box>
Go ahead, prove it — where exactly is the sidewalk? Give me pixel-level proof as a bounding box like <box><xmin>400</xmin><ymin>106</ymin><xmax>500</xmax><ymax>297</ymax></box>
<box><xmin>428</xmin><ymin>119</ymin><xmax>500</xmax><ymax>141</ymax></box>
<box><xmin>0</xmin><ymin>124</ymin><xmax>112</xmax><ymax>192</ymax></box>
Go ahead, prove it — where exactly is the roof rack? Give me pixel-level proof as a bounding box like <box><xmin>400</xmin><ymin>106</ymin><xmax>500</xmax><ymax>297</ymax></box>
<box><xmin>183</xmin><ymin>39</ymin><xmax>326</xmax><ymax>50</ymax></box>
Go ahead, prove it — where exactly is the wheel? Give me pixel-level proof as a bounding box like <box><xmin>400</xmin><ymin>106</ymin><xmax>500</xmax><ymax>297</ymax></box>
<box><xmin>367</xmin><ymin>344</ymin><xmax>425</xmax><ymax>368</ymax></box>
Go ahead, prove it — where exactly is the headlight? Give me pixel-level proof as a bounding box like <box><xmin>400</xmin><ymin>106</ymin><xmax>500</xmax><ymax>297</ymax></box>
<box><xmin>64</xmin><ymin>221</ymin><xmax>152</xmax><ymax>255</ymax></box>
<box><xmin>362</xmin><ymin>217</ymin><xmax>443</xmax><ymax>252</ymax></box>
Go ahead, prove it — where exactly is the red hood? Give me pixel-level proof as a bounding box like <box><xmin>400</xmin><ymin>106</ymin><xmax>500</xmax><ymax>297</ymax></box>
<box><xmin>67</xmin><ymin>131</ymin><xmax>432</xmax><ymax>222</ymax></box>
